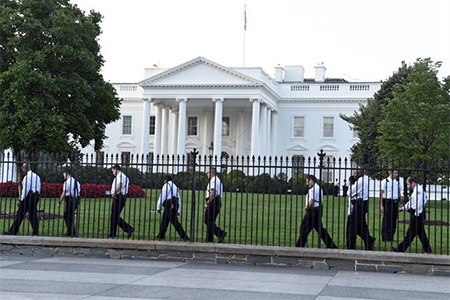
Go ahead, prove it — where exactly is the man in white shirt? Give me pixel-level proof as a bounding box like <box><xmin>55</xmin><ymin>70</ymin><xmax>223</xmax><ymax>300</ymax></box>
<box><xmin>392</xmin><ymin>177</ymin><xmax>432</xmax><ymax>253</ymax></box>
<box><xmin>59</xmin><ymin>169</ymin><xmax>81</xmax><ymax>237</ymax></box>
<box><xmin>156</xmin><ymin>175</ymin><xmax>189</xmax><ymax>241</ymax></box>
<box><xmin>4</xmin><ymin>163</ymin><xmax>41</xmax><ymax>235</ymax></box>
<box><xmin>379</xmin><ymin>170</ymin><xmax>402</xmax><ymax>242</ymax></box>
<box><xmin>204</xmin><ymin>168</ymin><xmax>226</xmax><ymax>243</ymax></box>
<box><xmin>295</xmin><ymin>175</ymin><xmax>337</xmax><ymax>249</ymax></box>
<box><xmin>109</xmin><ymin>164</ymin><xmax>134</xmax><ymax>238</ymax></box>
<box><xmin>347</xmin><ymin>170</ymin><xmax>375</xmax><ymax>250</ymax></box>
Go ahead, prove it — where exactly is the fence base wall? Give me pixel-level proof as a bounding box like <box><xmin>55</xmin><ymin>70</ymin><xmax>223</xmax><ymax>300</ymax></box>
<box><xmin>0</xmin><ymin>236</ymin><xmax>449</xmax><ymax>276</ymax></box>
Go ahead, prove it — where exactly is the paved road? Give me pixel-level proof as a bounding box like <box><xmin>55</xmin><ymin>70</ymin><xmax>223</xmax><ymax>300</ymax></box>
<box><xmin>0</xmin><ymin>254</ymin><xmax>449</xmax><ymax>300</ymax></box>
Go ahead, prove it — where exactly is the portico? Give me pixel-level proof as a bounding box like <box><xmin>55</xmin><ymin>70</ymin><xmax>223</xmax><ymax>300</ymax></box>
<box><xmin>138</xmin><ymin>57</ymin><xmax>279</xmax><ymax>159</ymax></box>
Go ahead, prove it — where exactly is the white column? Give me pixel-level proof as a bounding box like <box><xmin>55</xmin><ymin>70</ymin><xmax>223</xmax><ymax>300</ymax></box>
<box><xmin>140</xmin><ymin>98</ymin><xmax>151</xmax><ymax>156</ymax></box>
<box><xmin>271</xmin><ymin>111</ymin><xmax>278</xmax><ymax>156</ymax></box>
<box><xmin>161</xmin><ymin>106</ymin><xmax>169</xmax><ymax>156</ymax></box>
<box><xmin>203</xmin><ymin>110</ymin><xmax>212</xmax><ymax>156</ymax></box>
<box><xmin>266</xmin><ymin>108</ymin><xmax>272</xmax><ymax>156</ymax></box>
<box><xmin>176</xmin><ymin>97</ymin><xmax>188</xmax><ymax>158</ymax></box>
<box><xmin>153</xmin><ymin>102</ymin><xmax>163</xmax><ymax>159</ymax></box>
<box><xmin>250</xmin><ymin>98</ymin><xmax>260</xmax><ymax>158</ymax></box>
<box><xmin>259</xmin><ymin>104</ymin><xmax>267</xmax><ymax>157</ymax></box>
<box><xmin>236</xmin><ymin>110</ymin><xmax>245</xmax><ymax>157</ymax></box>
<box><xmin>212</xmin><ymin>97</ymin><xmax>224</xmax><ymax>159</ymax></box>
<box><xmin>171</xmin><ymin>109</ymin><xmax>178</xmax><ymax>156</ymax></box>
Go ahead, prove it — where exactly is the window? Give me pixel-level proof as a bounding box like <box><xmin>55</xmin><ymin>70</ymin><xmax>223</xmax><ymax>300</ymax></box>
<box><xmin>122</xmin><ymin>116</ymin><xmax>132</xmax><ymax>135</ymax></box>
<box><xmin>222</xmin><ymin>117</ymin><xmax>230</xmax><ymax>136</ymax></box>
<box><xmin>323</xmin><ymin>117</ymin><xmax>334</xmax><ymax>138</ymax></box>
<box><xmin>292</xmin><ymin>155</ymin><xmax>305</xmax><ymax>177</ymax></box>
<box><xmin>188</xmin><ymin>117</ymin><xmax>198</xmax><ymax>136</ymax></box>
<box><xmin>121</xmin><ymin>152</ymin><xmax>131</xmax><ymax>166</ymax></box>
<box><xmin>293</xmin><ymin>117</ymin><xmax>305</xmax><ymax>137</ymax></box>
<box><xmin>149</xmin><ymin>116</ymin><xmax>156</xmax><ymax>135</ymax></box>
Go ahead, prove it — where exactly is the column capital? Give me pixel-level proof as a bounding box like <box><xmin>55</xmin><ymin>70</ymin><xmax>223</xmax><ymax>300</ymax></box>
<box><xmin>150</xmin><ymin>99</ymin><xmax>161</xmax><ymax>106</ymax></box>
<box><xmin>175</xmin><ymin>97</ymin><xmax>188</xmax><ymax>103</ymax></box>
<box><xmin>142</xmin><ymin>97</ymin><xmax>151</xmax><ymax>102</ymax></box>
<box><xmin>212</xmin><ymin>97</ymin><xmax>225</xmax><ymax>103</ymax></box>
<box><xmin>249</xmin><ymin>97</ymin><xmax>262</xmax><ymax>103</ymax></box>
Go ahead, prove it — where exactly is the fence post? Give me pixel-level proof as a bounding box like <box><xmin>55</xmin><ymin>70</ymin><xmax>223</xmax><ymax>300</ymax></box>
<box><xmin>317</xmin><ymin>149</ymin><xmax>326</xmax><ymax>248</ymax></box>
<box><xmin>190</xmin><ymin>148</ymin><xmax>199</xmax><ymax>242</ymax></box>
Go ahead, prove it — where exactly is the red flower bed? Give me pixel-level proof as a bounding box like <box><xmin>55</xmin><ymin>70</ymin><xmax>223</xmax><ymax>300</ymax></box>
<box><xmin>0</xmin><ymin>182</ymin><xmax>145</xmax><ymax>198</ymax></box>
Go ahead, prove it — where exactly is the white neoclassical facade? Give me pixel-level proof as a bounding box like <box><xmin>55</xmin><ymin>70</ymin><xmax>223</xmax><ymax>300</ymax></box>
<box><xmin>85</xmin><ymin>57</ymin><xmax>380</xmax><ymax>162</ymax></box>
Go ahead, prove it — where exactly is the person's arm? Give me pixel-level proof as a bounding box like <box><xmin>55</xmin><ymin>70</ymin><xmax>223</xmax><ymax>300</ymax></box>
<box><xmin>156</xmin><ymin>184</ymin><xmax>166</xmax><ymax>213</ymax></box>
<box><xmin>380</xmin><ymin>185</ymin><xmax>385</xmax><ymax>213</ymax></box>
<box><xmin>20</xmin><ymin>175</ymin><xmax>28</xmax><ymax>201</ymax></box>
<box><xmin>177</xmin><ymin>191</ymin><xmax>182</xmax><ymax>214</ymax></box>
<box><xmin>59</xmin><ymin>182</ymin><xmax>66</xmax><ymax>204</ymax></box>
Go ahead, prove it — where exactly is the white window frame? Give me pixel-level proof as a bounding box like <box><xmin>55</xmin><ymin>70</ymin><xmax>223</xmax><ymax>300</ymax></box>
<box><xmin>187</xmin><ymin>116</ymin><xmax>199</xmax><ymax>136</ymax></box>
<box><xmin>149</xmin><ymin>115</ymin><xmax>156</xmax><ymax>136</ymax></box>
<box><xmin>322</xmin><ymin>116</ymin><xmax>334</xmax><ymax>138</ymax></box>
<box><xmin>122</xmin><ymin>115</ymin><xmax>133</xmax><ymax>135</ymax></box>
<box><xmin>292</xmin><ymin>116</ymin><xmax>305</xmax><ymax>138</ymax></box>
<box><xmin>222</xmin><ymin>116</ymin><xmax>230</xmax><ymax>136</ymax></box>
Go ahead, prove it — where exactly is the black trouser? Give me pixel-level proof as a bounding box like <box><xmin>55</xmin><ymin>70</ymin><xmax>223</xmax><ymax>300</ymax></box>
<box><xmin>204</xmin><ymin>197</ymin><xmax>225</xmax><ymax>242</ymax></box>
<box><xmin>296</xmin><ymin>206</ymin><xmax>337</xmax><ymax>248</ymax></box>
<box><xmin>110</xmin><ymin>194</ymin><xmax>133</xmax><ymax>237</ymax></box>
<box><xmin>343</xmin><ymin>187</ymin><xmax>349</xmax><ymax>197</ymax></box>
<box><xmin>347</xmin><ymin>200</ymin><xmax>375</xmax><ymax>250</ymax></box>
<box><xmin>64</xmin><ymin>197</ymin><xmax>79</xmax><ymax>237</ymax></box>
<box><xmin>8</xmin><ymin>192</ymin><xmax>40</xmax><ymax>235</ymax></box>
<box><xmin>157</xmin><ymin>198</ymin><xmax>189</xmax><ymax>240</ymax></box>
<box><xmin>381</xmin><ymin>199</ymin><xmax>399</xmax><ymax>242</ymax></box>
<box><xmin>396</xmin><ymin>211</ymin><xmax>432</xmax><ymax>253</ymax></box>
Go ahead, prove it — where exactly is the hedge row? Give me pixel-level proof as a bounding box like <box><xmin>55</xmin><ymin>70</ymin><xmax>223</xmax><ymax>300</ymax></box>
<box><xmin>0</xmin><ymin>182</ymin><xmax>146</xmax><ymax>198</ymax></box>
<box><xmin>26</xmin><ymin>165</ymin><xmax>336</xmax><ymax>195</ymax></box>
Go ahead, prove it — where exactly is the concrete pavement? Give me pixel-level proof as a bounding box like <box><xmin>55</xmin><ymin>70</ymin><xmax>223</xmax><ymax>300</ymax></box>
<box><xmin>0</xmin><ymin>254</ymin><xmax>449</xmax><ymax>300</ymax></box>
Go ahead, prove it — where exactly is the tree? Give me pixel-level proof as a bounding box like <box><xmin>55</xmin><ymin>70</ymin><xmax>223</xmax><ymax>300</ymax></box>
<box><xmin>378</xmin><ymin>58</ymin><xmax>450</xmax><ymax>168</ymax></box>
<box><xmin>0</xmin><ymin>0</ymin><xmax>120</xmax><ymax>163</ymax></box>
<box><xmin>340</xmin><ymin>62</ymin><xmax>412</xmax><ymax>165</ymax></box>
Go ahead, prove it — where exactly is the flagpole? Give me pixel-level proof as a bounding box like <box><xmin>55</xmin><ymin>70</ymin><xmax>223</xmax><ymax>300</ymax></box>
<box><xmin>243</xmin><ymin>5</ymin><xmax>246</xmax><ymax>67</ymax></box>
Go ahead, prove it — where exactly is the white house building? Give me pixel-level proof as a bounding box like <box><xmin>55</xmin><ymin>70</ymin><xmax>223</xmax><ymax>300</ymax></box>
<box><xmin>1</xmin><ymin>56</ymin><xmax>381</xmax><ymax>182</ymax></box>
<box><xmin>85</xmin><ymin>57</ymin><xmax>380</xmax><ymax>162</ymax></box>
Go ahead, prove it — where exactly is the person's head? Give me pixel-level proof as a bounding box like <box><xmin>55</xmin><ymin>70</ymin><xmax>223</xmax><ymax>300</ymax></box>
<box><xmin>21</xmin><ymin>163</ymin><xmax>31</xmax><ymax>174</ymax></box>
<box><xmin>112</xmin><ymin>164</ymin><xmax>122</xmax><ymax>176</ymax></box>
<box><xmin>353</xmin><ymin>170</ymin><xmax>364</xmax><ymax>179</ymax></box>
<box><xmin>388</xmin><ymin>169</ymin><xmax>398</xmax><ymax>179</ymax></box>
<box><xmin>306</xmin><ymin>175</ymin><xmax>316</xmax><ymax>188</ymax></box>
<box><xmin>63</xmin><ymin>169</ymin><xmax>72</xmax><ymax>180</ymax></box>
<box><xmin>348</xmin><ymin>175</ymin><xmax>356</xmax><ymax>185</ymax></box>
<box><xmin>164</xmin><ymin>175</ymin><xmax>172</xmax><ymax>183</ymax></box>
<box><xmin>406</xmin><ymin>177</ymin><xmax>417</xmax><ymax>190</ymax></box>
<box><xmin>207</xmin><ymin>167</ymin><xmax>216</xmax><ymax>179</ymax></box>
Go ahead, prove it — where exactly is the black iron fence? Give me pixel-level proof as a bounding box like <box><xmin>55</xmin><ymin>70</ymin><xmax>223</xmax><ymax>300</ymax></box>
<box><xmin>0</xmin><ymin>149</ymin><xmax>449</xmax><ymax>255</ymax></box>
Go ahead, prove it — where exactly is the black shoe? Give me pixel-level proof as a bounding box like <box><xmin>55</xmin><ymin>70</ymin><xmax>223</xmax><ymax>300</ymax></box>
<box><xmin>107</xmin><ymin>235</ymin><xmax>116</xmax><ymax>239</ymax></box>
<box><xmin>3</xmin><ymin>231</ymin><xmax>12</xmax><ymax>235</ymax></box>
<box><xmin>127</xmin><ymin>228</ymin><xmax>134</xmax><ymax>238</ymax></box>
<box><xmin>391</xmin><ymin>246</ymin><xmax>399</xmax><ymax>252</ymax></box>
<box><xmin>183</xmin><ymin>236</ymin><xmax>190</xmax><ymax>242</ymax></box>
<box><xmin>218</xmin><ymin>231</ymin><xmax>227</xmax><ymax>243</ymax></box>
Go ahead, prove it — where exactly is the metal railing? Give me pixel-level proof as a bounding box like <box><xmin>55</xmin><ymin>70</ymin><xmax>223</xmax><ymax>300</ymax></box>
<box><xmin>1</xmin><ymin>149</ymin><xmax>449</xmax><ymax>255</ymax></box>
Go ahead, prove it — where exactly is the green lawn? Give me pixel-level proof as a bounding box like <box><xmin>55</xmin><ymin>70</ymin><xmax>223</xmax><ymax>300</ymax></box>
<box><xmin>1</xmin><ymin>189</ymin><xmax>449</xmax><ymax>255</ymax></box>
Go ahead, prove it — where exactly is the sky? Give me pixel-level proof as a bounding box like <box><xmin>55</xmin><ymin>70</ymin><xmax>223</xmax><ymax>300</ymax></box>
<box><xmin>71</xmin><ymin>0</ymin><xmax>450</xmax><ymax>83</ymax></box>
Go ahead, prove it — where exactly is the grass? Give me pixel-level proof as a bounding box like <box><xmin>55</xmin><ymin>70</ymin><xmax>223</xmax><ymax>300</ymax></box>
<box><xmin>1</xmin><ymin>189</ymin><xmax>449</xmax><ymax>255</ymax></box>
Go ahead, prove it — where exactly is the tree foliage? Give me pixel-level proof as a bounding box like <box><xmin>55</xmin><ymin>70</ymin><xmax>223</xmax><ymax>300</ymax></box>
<box><xmin>0</xmin><ymin>0</ymin><xmax>120</xmax><ymax>158</ymax></box>
<box><xmin>340</xmin><ymin>61</ymin><xmax>412</xmax><ymax>165</ymax></box>
<box><xmin>378</xmin><ymin>58</ymin><xmax>450</xmax><ymax>165</ymax></box>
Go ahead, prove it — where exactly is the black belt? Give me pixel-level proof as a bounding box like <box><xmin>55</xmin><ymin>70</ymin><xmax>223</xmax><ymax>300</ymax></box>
<box><xmin>383</xmin><ymin>198</ymin><xmax>399</xmax><ymax>201</ymax></box>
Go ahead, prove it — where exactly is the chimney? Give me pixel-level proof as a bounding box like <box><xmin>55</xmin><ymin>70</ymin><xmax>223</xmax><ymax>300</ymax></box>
<box><xmin>274</xmin><ymin>65</ymin><xmax>284</xmax><ymax>82</ymax></box>
<box><xmin>314</xmin><ymin>62</ymin><xmax>326</xmax><ymax>82</ymax></box>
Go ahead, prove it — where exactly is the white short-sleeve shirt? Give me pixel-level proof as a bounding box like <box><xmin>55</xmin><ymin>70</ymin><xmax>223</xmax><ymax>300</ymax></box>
<box><xmin>111</xmin><ymin>171</ymin><xmax>129</xmax><ymax>195</ymax></box>
<box><xmin>206</xmin><ymin>176</ymin><xmax>223</xmax><ymax>198</ymax></box>
<box><xmin>306</xmin><ymin>183</ymin><xmax>322</xmax><ymax>208</ymax></box>
<box><xmin>63</xmin><ymin>177</ymin><xmax>81</xmax><ymax>197</ymax></box>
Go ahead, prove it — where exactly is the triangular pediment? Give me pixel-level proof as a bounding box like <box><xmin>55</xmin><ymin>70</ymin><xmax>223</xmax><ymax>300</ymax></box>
<box><xmin>287</xmin><ymin>144</ymin><xmax>309</xmax><ymax>152</ymax></box>
<box><xmin>139</xmin><ymin>57</ymin><xmax>261</xmax><ymax>87</ymax></box>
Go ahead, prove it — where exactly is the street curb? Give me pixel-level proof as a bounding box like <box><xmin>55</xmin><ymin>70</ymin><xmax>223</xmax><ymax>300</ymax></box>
<box><xmin>1</xmin><ymin>236</ymin><xmax>449</xmax><ymax>276</ymax></box>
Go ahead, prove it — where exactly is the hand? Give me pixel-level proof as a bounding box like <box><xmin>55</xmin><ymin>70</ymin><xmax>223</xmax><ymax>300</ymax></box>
<box><xmin>204</xmin><ymin>203</ymin><xmax>209</xmax><ymax>210</ymax></box>
<box><xmin>399</xmin><ymin>207</ymin><xmax>404</xmax><ymax>212</ymax></box>
<box><xmin>16</xmin><ymin>200</ymin><xmax>20</xmax><ymax>208</ymax></box>
<box><xmin>380</xmin><ymin>206</ymin><xmax>384</xmax><ymax>213</ymax></box>
<box><xmin>111</xmin><ymin>193</ymin><xmax>116</xmax><ymax>198</ymax></box>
